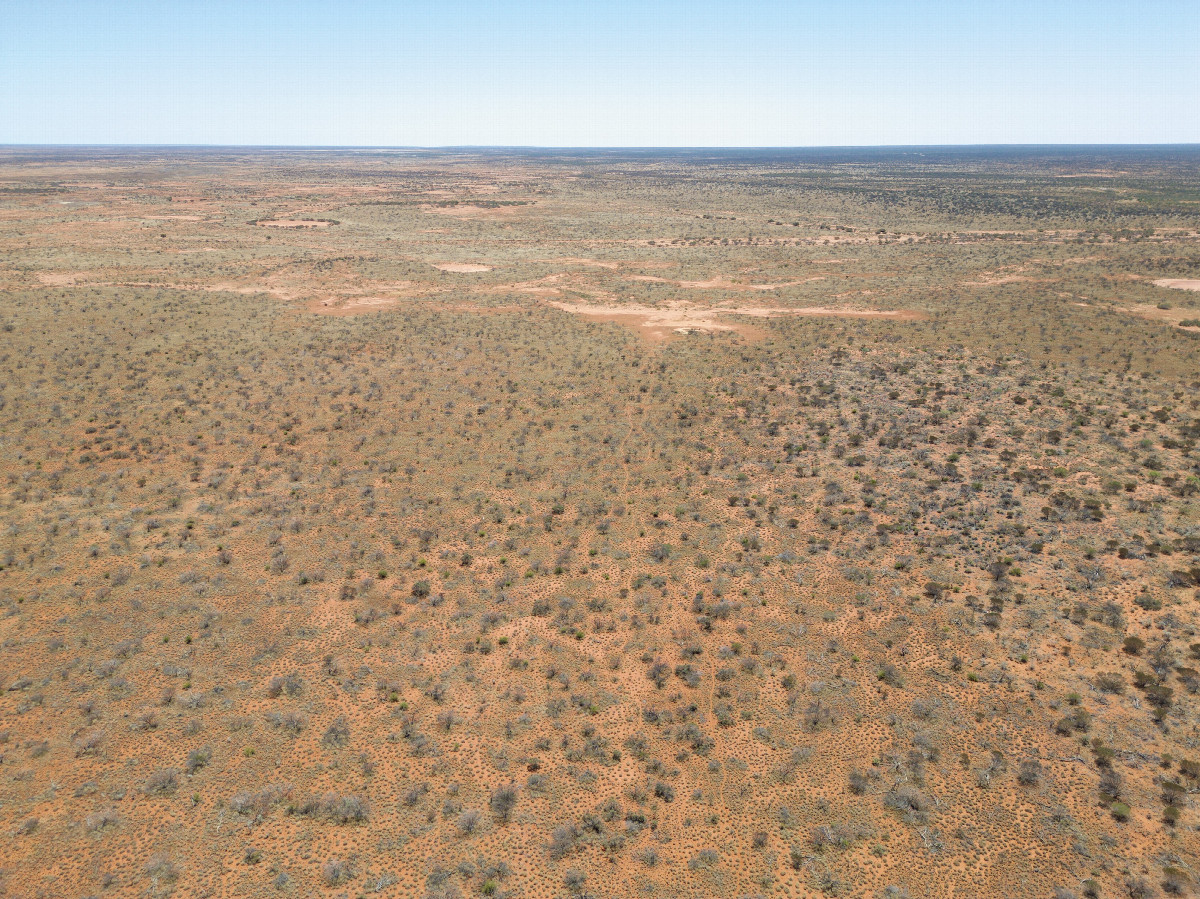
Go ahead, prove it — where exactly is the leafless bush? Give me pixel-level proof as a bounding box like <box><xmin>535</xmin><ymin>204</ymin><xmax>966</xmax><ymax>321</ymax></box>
<box><xmin>295</xmin><ymin>792</ymin><xmax>368</xmax><ymax>823</ymax></box>
<box><xmin>74</xmin><ymin>729</ymin><xmax>105</xmax><ymax>757</ymax></box>
<box><xmin>228</xmin><ymin>783</ymin><xmax>292</xmax><ymax>822</ymax></box>
<box><xmin>402</xmin><ymin>783</ymin><xmax>430</xmax><ymax>807</ymax></box>
<box><xmin>321</xmin><ymin>716</ymin><xmax>351</xmax><ymax>748</ymax></box>
<box><xmin>266</xmin><ymin>710</ymin><xmax>306</xmax><ymax>733</ymax></box>
<box><xmin>266</xmin><ymin>673</ymin><xmax>303</xmax><ymax>698</ymax></box>
<box><xmin>550</xmin><ymin>823</ymin><xmax>580</xmax><ymax>858</ymax></box>
<box><xmin>848</xmin><ymin>769</ymin><xmax>870</xmax><ymax>794</ymax></box>
<box><xmin>85</xmin><ymin>808</ymin><xmax>120</xmax><ymax>832</ymax></box>
<box><xmin>322</xmin><ymin>858</ymin><xmax>353</xmax><ymax>886</ymax></box>
<box><xmin>564</xmin><ymin>868</ymin><xmax>587</xmax><ymax>892</ymax></box>
<box><xmin>883</xmin><ymin>785</ymin><xmax>930</xmax><ymax>824</ymax></box>
<box><xmin>144</xmin><ymin>768</ymin><xmax>178</xmax><ymax>795</ymax></box>
<box><xmin>457</xmin><ymin>808</ymin><xmax>483</xmax><ymax>834</ymax></box>
<box><xmin>489</xmin><ymin>784</ymin><xmax>518</xmax><ymax>822</ymax></box>
<box><xmin>1017</xmin><ymin>759</ymin><xmax>1043</xmax><ymax>786</ymax></box>
<box><xmin>635</xmin><ymin>847</ymin><xmax>659</xmax><ymax>867</ymax></box>
<box><xmin>145</xmin><ymin>854</ymin><xmax>179</xmax><ymax>884</ymax></box>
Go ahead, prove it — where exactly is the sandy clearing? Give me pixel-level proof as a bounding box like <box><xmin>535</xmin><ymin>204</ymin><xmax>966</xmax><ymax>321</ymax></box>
<box><xmin>961</xmin><ymin>275</ymin><xmax>1047</xmax><ymax>286</ymax></box>
<box><xmin>342</xmin><ymin>297</ymin><xmax>397</xmax><ymax>308</ymax></box>
<box><xmin>539</xmin><ymin>257</ymin><xmax>620</xmax><ymax>269</ymax></box>
<box><xmin>420</xmin><ymin>204</ymin><xmax>527</xmax><ymax>219</ymax></box>
<box><xmin>433</xmin><ymin>262</ymin><xmax>492</xmax><ymax>273</ymax></box>
<box><xmin>746</xmin><ymin>278</ymin><xmax>825</xmax><ymax>291</ymax></box>
<box><xmin>780</xmin><ymin>306</ymin><xmax>918</xmax><ymax>318</ymax></box>
<box><xmin>630</xmin><ymin>275</ymin><xmax>824</xmax><ymax>291</ymax></box>
<box><xmin>308</xmin><ymin>298</ymin><xmax>525</xmax><ymax>318</ymax></box>
<box><xmin>494</xmin><ymin>274</ymin><xmax>564</xmax><ymax>295</ymax></box>
<box><xmin>1153</xmin><ymin>278</ymin><xmax>1200</xmax><ymax>292</ymax></box>
<box><xmin>547</xmin><ymin>299</ymin><xmax>918</xmax><ymax>341</ymax></box>
<box><xmin>255</xmin><ymin>219</ymin><xmax>333</xmax><ymax>228</ymax></box>
<box><xmin>297</xmin><ymin>291</ymin><xmax>917</xmax><ymax>335</ymax></box>
<box><xmin>142</xmin><ymin>215</ymin><xmax>203</xmax><ymax>221</ymax></box>
<box><xmin>309</xmin><ymin>296</ymin><xmax>399</xmax><ymax>315</ymax></box>
<box><xmin>33</xmin><ymin>270</ymin><xmax>227</xmax><ymax>290</ymax></box>
<box><xmin>1120</xmin><ymin>303</ymin><xmax>1200</xmax><ymax>332</ymax></box>
<box><xmin>37</xmin><ymin>272</ymin><xmax>84</xmax><ymax>286</ymax></box>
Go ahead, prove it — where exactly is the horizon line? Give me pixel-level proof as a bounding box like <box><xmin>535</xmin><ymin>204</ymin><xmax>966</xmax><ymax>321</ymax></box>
<box><xmin>2</xmin><ymin>142</ymin><xmax>1199</xmax><ymax>151</ymax></box>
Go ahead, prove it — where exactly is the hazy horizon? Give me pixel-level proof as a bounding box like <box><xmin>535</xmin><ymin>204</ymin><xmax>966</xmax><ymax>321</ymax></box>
<box><xmin>3</xmin><ymin>0</ymin><xmax>1198</xmax><ymax>146</ymax></box>
<box><xmin>2</xmin><ymin>143</ymin><xmax>1198</xmax><ymax>151</ymax></box>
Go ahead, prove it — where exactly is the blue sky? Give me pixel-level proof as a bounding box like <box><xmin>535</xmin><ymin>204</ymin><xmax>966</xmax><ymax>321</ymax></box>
<box><xmin>1</xmin><ymin>0</ymin><xmax>1197</xmax><ymax>146</ymax></box>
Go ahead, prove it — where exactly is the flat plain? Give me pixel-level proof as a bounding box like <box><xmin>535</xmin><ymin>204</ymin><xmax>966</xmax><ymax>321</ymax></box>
<box><xmin>1</xmin><ymin>146</ymin><xmax>1199</xmax><ymax>899</ymax></box>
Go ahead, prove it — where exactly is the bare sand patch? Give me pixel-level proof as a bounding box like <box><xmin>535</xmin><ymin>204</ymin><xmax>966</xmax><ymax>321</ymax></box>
<box><xmin>292</xmin><ymin>280</ymin><xmax>418</xmax><ymax>314</ymax></box>
<box><xmin>961</xmin><ymin>274</ymin><xmax>1046</xmax><ymax>287</ymax></box>
<box><xmin>1153</xmin><ymin>278</ymin><xmax>1200</xmax><ymax>292</ymax></box>
<box><xmin>309</xmin><ymin>298</ymin><xmax>525</xmax><ymax>318</ymax></box>
<box><xmin>494</xmin><ymin>274</ymin><xmax>564</xmax><ymax>296</ymax></box>
<box><xmin>785</xmin><ymin>305</ymin><xmax>918</xmax><ymax>319</ymax></box>
<box><xmin>420</xmin><ymin>203</ymin><xmax>527</xmax><ymax>220</ymax></box>
<box><xmin>37</xmin><ymin>271</ymin><xmax>86</xmax><ymax>287</ymax></box>
<box><xmin>1120</xmin><ymin>303</ymin><xmax>1200</xmax><ymax>332</ymax></box>
<box><xmin>309</xmin><ymin>296</ymin><xmax>399</xmax><ymax>315</ymax></box>
<box><xmin>540</xmin><ymin>257</ymin><xmax>620</xmax><ymax>269</ymax></box>
<box><xmin>745</xmin><ymin>278</ymin><xmax>825</xmax><ymax>291</ymax></box>
<box><xmin>548</xmin><ymin>300</ymin><xmax>918</xmax><ymax>341</ymax></box>
<box><xmin>433</xmin><ymin>262</ymin><xmax>492</xmax><ymax>273</ymax></box>
<box><xmin>255</xmin><ymin>219</ymin><xmax>334</xmax><ymax>228</ymax></box>
<box><xmin>630</xmin><ymin>275</ymin><xmax>822</xmax><ymax>291</ymax></box>
<box><xmin>178</xmin><ymin>275</ymin><xmax>423</xmax><ymax>314</ymax></box>
<box><xmin>142</xmin><ymin>215</ymin><xmax>203</xmax><ymax>221</ymax></box>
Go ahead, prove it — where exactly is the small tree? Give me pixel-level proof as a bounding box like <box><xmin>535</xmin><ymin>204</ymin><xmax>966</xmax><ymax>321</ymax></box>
<box><xmin>489</xmin><ymin>784</ymin><xmax>517</xmax><ymax>823</ymax></box>
<box><xmin>457</xmin><ymin>809</ymin><xmax>482</xmax><ymax>835</ymax></box>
